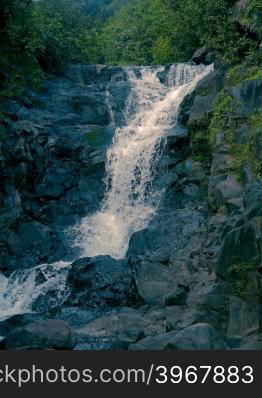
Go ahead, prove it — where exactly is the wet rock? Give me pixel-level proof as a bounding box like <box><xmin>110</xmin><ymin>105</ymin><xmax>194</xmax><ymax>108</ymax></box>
<box><xmin>4</xmin><ymin>320</ymin><xmax>75</xmax><ymax>350</ymax></box>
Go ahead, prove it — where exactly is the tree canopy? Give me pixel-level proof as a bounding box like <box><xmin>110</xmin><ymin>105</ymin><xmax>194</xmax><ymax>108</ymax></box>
<box><xmin>0</xmin><ymin>0</ymin><xmax>261</xmax><ymax>98</ymax></box>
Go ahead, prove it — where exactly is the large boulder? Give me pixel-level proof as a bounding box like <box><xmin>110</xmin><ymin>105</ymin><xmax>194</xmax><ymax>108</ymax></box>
<box><xmin>227</xmin><ymin>296</ymin><xmax>261</xmax><ymax>342</ymax></box>
<box><xmin>230</xmin><ymin>79</ymin><xmax>262</xmax><ymax>115</ymax></box>
<box><xmin>5</xmin><ymin>221</ymin><xmax>57</xmax><ymax>271</ymax></box>
<box><xmin>192</xmin><ymin>47</ymin><xmax>209</xmax><ymax>65</ymax></box>
<box><xmin>129</xmin><ymin>323</ymin><xmax>225</xmax><ymax>350</ymax></box>
<box><xmin>74</xmin><ymin>309</ymin><xmax>165</xmax><ymax>345</ymax></box>
<box><xmin>135</xmin><ymin>261</ymin><xmax>179</xmax><ymax>305</ymax></box>
<box><xmin>4</xmin><ymin>320</ymin><xmax>75</xmax><ymax>350</ymax></box>
<box><xmin>216</xmin><ymin>219</ymin><xmax>261</xmax><ymax>278</ymax></box>
<box><xmin>67</xmin><ymin>256</ymin><xmax>136</xmax><ymax>308</ymax></box>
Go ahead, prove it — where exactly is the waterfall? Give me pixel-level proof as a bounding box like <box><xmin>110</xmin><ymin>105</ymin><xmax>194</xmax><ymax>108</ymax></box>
<box><xmin>73</xmin><ymin>64</ymin><xmax>214</xmax><ymax>259</ymax></box>
<box><xmin>0</xmin><ymin>63</ymin><xmax>214</xmax><ymax>319</ymax></box>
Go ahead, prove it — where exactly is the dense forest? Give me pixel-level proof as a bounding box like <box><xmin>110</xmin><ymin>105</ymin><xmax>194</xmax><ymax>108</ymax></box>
<box><xmin>0</xmin><ymin>0</ymin><xmax>261</xmax><ymax>100</ymax></box>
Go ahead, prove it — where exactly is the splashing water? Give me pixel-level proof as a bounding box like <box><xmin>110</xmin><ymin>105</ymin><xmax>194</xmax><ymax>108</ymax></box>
<box><xmin>0</xmin><ymin>262</ymin><xmax>69</xmax><ymax>322</ymax></box>
<box><xmin>0</xmin><ymin>63</ymin><xmax>214</xmax><ymax>319</ymax></box>
<box><xmin>74</xmin><ymin>64</ymin><xmax>214</xmax><ymax>259</ymax></box>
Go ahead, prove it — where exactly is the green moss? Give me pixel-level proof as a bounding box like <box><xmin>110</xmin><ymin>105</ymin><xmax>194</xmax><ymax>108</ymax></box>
<box><xmin>228</xmin><ymin>65</ymin><xmax>262</xmax><ymax>86</ymax></box>
<box><xmin>229</xmin><ymin>113</ymin><xmax>262</xmax><ymax>180</ymax></box>
<box><xmin>228</xmin><ymin>262</ymin><xmax>258</xmax><ymax>300</ymax></box>
<box><xmin>245</xmin><ymin>68</ymin><xmax>262</xmax><ymax>81</ymax></box>
<box><xmin>208</xmin><ymin>91</ymin><xmax>237</xmax><ymax>147</ymax></box>
<box><xmin>188</xmin><ymin>114</ymin><xmax>212</xmax><ymax>164</ymax></box>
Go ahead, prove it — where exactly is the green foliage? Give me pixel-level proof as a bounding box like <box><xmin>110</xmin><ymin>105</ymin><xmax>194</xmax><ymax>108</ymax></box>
<box><xmin>0</xmin><ymin>0</ymin><xmax>44</xmax><ymax>99</ymax></box>
<box><xmin>33</xmin><ymin>0</ymin><xmax>93</xmax><ymax>71</ymax></box>
<box><xmin>228</xmin><ymin>262</ymin><xmax>258</xmax><ymax>299</ymax></box>
<box><xmin>1</xmin><ymin>0</ymin><xmax>262</xmax><ymax>99</ymax></box>
<box><xmin>229</xmin><ymin>113</ymin><xmax>262</xmax><ymax>181</ymax></box>
<box><xmin>208</xmin><ymin>91</ymin><xmax>237</xmax><ymax>147</ymax></box>
<box><xmin>189</xmin><ymin>115</ymin><xmax>212</xmax><ymax>164</ymax></box>
<box><xmin>228</xmin><ymin>64</ymin><xmax>262</xmax><ymax>86</ymax></box>
<box><xmin>97</xmin><ymin>0</ymin><xmax>254</xmax><ymax>65</ymax></box>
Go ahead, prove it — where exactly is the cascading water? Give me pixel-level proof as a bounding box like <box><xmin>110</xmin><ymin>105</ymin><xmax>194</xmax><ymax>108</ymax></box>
<box><xmin>0</xmin><ymin>63</ymin><xmax>214</xmax><ymax>319</ymax></box>
<box><xmin>73</xmin><ymin>63</ymin><xmax>214</xmax><ymax>259</ymax></box>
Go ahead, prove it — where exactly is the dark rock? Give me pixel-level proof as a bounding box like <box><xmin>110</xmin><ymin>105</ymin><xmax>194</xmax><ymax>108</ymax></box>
<box><xmin>209</xmin><ymin>174</ymin><xmax>244</xmax><ymax>209</ymax></box>
<box><xmin>0</xmin><ymin>313</ymin><xmax>46</xmax><ymax>337</ymax></box>
<box><xmin>230</xmin><ymin>79</ymin><xmax>262</xmax><ymax>115</ymax></box>
<box><xmin>227</xmin><ymin>296</ymin><xmax>261</xmax><ymax>340</ymax></box>
<box><xmin>192</xmin><ymin>47</ymin><xmax>209</xmax><ymax>65</ymax></box>
<box><xmin>236</xmin><ymin>333</ymin><xmax>262</xmax><ymax>350</ymax></box>
<box><xmin>67</xmin><ymin>256</ymin><xmax>136</xmax><ymax>308</ymax></box>
<box><xmin>135</xmin><ymin>261</ymin><xmax>179</xmax><ymax>305</ymax></box>
<box><xmin>169</xmin><ymin>323</ymin><xmax>226</xmax><ymax>350</ymax></box>
<box><xmin>6</xmin><ymin>221</ymin><xmax>56</xmax><ymax>270</ymax></box>
<box><xmin>4</xmin><ymin>320</ymin><xmax>75</xmax><ymax>350</ymax></box>
<box><xmin>129</xmin><ymin>323</ymin><xmax>225</xmax><ymax>350</ymax></box>
<box><xmin>216</xmin><ymin>219</ymin><xmax>261</xmax><ymax>278</ymax></box>
<box><xmin>164</xmin><ymin>287</ymin><xmax>188</xmax><ymax>306</ymax></box>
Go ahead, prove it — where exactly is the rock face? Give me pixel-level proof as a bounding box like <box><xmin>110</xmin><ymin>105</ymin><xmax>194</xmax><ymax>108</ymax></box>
<box><xmin>0</xmin><ymin>65</ymin><xmax>130</xmax><ymax>272</ymax></box>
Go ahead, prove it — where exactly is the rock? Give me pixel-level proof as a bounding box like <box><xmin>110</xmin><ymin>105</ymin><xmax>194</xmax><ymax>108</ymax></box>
<box><xmin>6</xmin><ymin>221</ymin><xmax>56</xmax><ymax>270</ymax></box>
<box><xmin>164</xmin><ymin>287</ymin><xmax>187</xmax><ymax>306</ymax></box>
<box><xmin>129</xmin><ymin>331</ymin><xmax>178</xmax><ymax>350</ymax></box>
<box><xmin>75</xmin><ymin>310</ymin><xmax>149</xmax><ymax>344</ymax></box>
<box><xmin>231</xmin><ymin>0</ymin><xmax>252</xmax><ymax>22</ymax></box>
<box><xmin>135</xmin><ymin>261</ymin><xmax>178</xmax><ymax>305</ymax></box>
<box><xmin>4</xmin><ymin>320</ymin><xmax>75</xmax><ymax>350</ymax></box>
<box><xmin>169</xmin><ymin>323</ymin><xmax>226</xmax><ymax>350</ymax></box>
<box><xmin>227</xmin><ymin>296</ymin><xmax>261</xmax><ymax>341</ymax></box>
<box><xmin>55</xmin><ymin>307</ymin><xmax>98</xmax><ymax>328</ymax></box>
<box><xmin>237</xmin><ymin>333</ymin><xmax>262</xmax><ymax>350</ymax></box>
<box><xmin>129</xmin><ymin>323</ymin><xmax>225</xmax><ymax>350</ymax></box>
<box><xmin>0</xmin><ymin>313</ymin><xmax>46</xmax><ymax>337</ymax></box>
<box><xmin>211</xmin><ymin>174</ymin><xmax>244</xmax><ymax>207</ymax></box>
<box><xmin>216</xmin><ymin>219</ymin><xmax>261</xmax><ymax>278</ymax></box>
<box><xmin>195</xmin><ymin>283</ymin><xmax>233</xmax><ymax>334</ymax></box>
<box><xmin>192</xmin><ymin>47</ymin><xmax>209</xmax><ymax>65</ymax></box>
<box><xmin>230</xmin><ymin>79</ymin><xmax>262</xmax><ymax>115</ymax></box>
<box><xmin>67</xmin><ymin>256</ymin><xmax>136</xmax><ymax>308</ymax></box>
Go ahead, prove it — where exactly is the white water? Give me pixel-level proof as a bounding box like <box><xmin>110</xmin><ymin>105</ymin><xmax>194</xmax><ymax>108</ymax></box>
<box><xmin>0</xmin><ymin>261</ymin><xmax>69</xmax><ymax>322</ymax></box>
<box><xmin>0</xmin><ymin>63</ymin><xmax>214</xmax><ymax>319</ymax></box>
<box><xmin>74</xmin><ymin>64</ymin><xmax>214</xmax><ymax>259</ymax></box>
